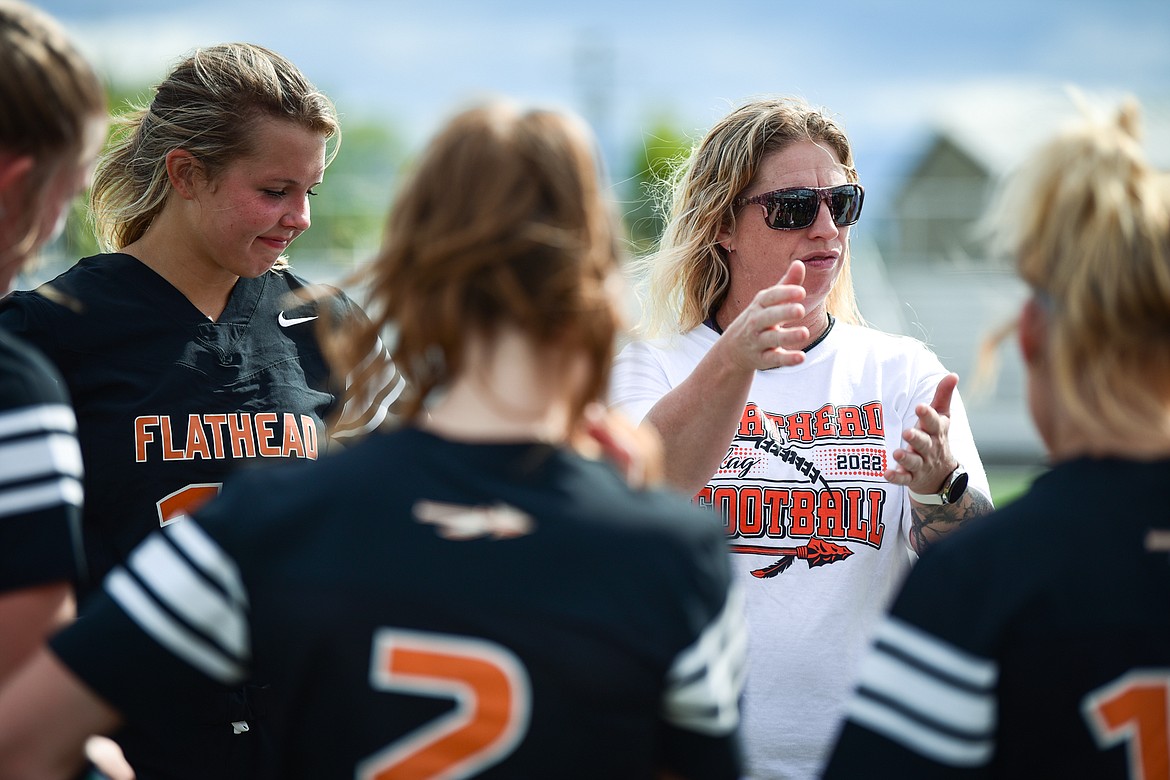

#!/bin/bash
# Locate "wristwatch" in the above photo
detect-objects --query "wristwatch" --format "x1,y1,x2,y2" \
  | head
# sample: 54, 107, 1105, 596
909, 465, 969, 506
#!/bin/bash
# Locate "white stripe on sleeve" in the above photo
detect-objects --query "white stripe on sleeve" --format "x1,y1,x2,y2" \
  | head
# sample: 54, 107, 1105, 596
103, 520, 251, 685
845, 616, 997, 767
0, 403, 76, 439
0, 475, 83, 517
106, 568, 247, 685
663, 584, 747, 736
0, 403, 84, 518
125, 534, 249, 659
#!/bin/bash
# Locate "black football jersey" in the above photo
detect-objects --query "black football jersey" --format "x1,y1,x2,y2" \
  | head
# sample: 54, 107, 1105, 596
0, 253, 403, 592
52, 428, 747, 779
825, 457, 1170, 779
0, 328, 84, 590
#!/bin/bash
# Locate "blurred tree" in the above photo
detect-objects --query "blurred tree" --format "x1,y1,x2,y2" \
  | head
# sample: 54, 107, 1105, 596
622, 117, 692, 256
285, 118, 406, 273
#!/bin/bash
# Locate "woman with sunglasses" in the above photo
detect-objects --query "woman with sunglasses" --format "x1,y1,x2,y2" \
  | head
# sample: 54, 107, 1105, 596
610, 95, 994, 778
826, 96, 1170, 779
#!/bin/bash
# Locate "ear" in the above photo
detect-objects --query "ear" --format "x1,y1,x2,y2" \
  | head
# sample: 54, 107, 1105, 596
164, 149, 204, 200
0, 153, 35, 204
716, 223, 734, 253
1018, 295, 1047, 366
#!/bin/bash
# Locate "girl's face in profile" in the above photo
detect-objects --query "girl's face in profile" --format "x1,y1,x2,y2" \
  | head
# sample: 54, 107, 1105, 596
185, 117, 326, 280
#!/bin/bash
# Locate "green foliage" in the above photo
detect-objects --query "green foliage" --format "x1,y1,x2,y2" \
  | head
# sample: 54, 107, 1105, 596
622, 117, 692, 255
284, 120, 406, 271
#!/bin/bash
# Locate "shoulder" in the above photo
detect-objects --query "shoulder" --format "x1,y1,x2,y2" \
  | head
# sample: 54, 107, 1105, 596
563, 453, 730, 564
833, 321, 935, 356
0, 330, 69, 408
265, 267, 362, 320
889, 471, 1069, 643
616, 327, 715, 364
195, 430, 402, 544
0, 254, 128, 322
822, 322, 948, 376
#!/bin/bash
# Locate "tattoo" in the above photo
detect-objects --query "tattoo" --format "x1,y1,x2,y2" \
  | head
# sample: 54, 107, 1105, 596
910, 487, 995, 553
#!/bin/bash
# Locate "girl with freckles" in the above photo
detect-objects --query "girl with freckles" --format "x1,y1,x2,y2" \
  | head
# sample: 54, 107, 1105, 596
0, 41, 405, 780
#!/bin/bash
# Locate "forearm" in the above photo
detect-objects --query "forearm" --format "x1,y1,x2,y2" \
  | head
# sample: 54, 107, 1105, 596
644, 350, 755, 495
909, 485, 995, 554
0, 583, 73, 684
0, 649, 121, 779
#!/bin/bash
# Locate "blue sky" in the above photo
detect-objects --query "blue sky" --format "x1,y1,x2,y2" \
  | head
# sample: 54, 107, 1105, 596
34, 0, 1170, 205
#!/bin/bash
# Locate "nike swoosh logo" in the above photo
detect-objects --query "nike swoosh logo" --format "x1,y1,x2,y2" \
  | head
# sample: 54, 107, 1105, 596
278, 312, 319, 327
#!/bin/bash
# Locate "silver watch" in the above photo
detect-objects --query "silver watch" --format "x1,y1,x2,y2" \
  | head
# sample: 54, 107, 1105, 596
909, 466, 969, 505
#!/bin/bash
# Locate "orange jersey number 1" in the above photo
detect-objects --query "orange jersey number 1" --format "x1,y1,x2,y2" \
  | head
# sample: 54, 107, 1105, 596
1083, 670, 1170, 780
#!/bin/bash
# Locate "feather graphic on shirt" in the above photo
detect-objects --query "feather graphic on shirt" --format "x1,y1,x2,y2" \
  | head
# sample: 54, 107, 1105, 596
413, 499, 535, 540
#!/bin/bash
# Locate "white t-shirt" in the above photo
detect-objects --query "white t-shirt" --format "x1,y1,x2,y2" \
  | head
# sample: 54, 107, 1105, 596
610, 320, 990, 780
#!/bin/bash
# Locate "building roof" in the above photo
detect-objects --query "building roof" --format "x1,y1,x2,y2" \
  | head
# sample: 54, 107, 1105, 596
928, 83, 1170, 176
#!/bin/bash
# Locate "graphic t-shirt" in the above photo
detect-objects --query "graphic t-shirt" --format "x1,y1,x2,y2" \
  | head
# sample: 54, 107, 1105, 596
611, 321, 989, 779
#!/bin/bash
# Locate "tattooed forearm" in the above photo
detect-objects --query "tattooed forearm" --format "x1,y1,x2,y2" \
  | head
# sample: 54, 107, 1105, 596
910, 487, 995, 553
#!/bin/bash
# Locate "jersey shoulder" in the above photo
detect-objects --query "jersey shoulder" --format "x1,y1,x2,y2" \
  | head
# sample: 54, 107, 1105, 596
0, 329, 70, 408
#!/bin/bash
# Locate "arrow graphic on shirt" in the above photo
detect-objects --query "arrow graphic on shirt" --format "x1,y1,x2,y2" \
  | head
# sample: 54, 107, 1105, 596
729, 537, 854, 579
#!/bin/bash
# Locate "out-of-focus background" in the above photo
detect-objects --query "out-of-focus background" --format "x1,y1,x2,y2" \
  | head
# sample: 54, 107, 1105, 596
23, 0, 1170, 502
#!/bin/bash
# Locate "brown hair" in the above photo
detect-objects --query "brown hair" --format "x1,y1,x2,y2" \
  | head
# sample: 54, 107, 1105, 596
90, 42, 339, 254
636, 96, 863, 336
0, 0, 105, 260
335, 102, 623, 426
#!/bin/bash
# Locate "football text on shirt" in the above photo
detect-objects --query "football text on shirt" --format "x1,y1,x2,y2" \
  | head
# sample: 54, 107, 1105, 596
697, 401, 890, 557
134, 413, 320, 462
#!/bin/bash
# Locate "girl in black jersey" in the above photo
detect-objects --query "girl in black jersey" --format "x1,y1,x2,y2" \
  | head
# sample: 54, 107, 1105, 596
0, 101, 747, 780
827, 96, 1170, 778
0, 41, 404, 780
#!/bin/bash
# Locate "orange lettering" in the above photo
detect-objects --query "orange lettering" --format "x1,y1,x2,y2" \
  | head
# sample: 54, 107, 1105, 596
185, 415, 211, 460
838, 406, 864, 437
862, 401, 884, 436
789, 489, 816, 537
281, 413, 306, 458
255, 412, 279, 457
302, 415, 319, 459
159, 415, 185, 460
814, 404, 838, 437
737, 403, 764, 437
816, 488, 847, 538
228, 413, 256, 458
204, 414, 228, 458
763, 488, 790, 536
135, 416, 158, 463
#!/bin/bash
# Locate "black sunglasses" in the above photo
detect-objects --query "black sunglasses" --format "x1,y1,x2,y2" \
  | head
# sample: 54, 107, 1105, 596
733, 183, 864, 231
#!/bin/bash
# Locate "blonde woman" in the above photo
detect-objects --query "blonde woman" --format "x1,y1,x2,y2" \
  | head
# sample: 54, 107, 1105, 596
0, 101, 746, 780
827, 97, 1170, 778
0, 0, 103, 683
0, 42, 405, 780
610, 96, 995, 778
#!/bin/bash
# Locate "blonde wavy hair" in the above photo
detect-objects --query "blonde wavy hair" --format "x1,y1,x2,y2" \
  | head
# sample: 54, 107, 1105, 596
90, 42, 339, 261
985, 96, 1170, 441
635, 96, 864, 337
332, 102, 623, 426
0, 0, 105, 263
